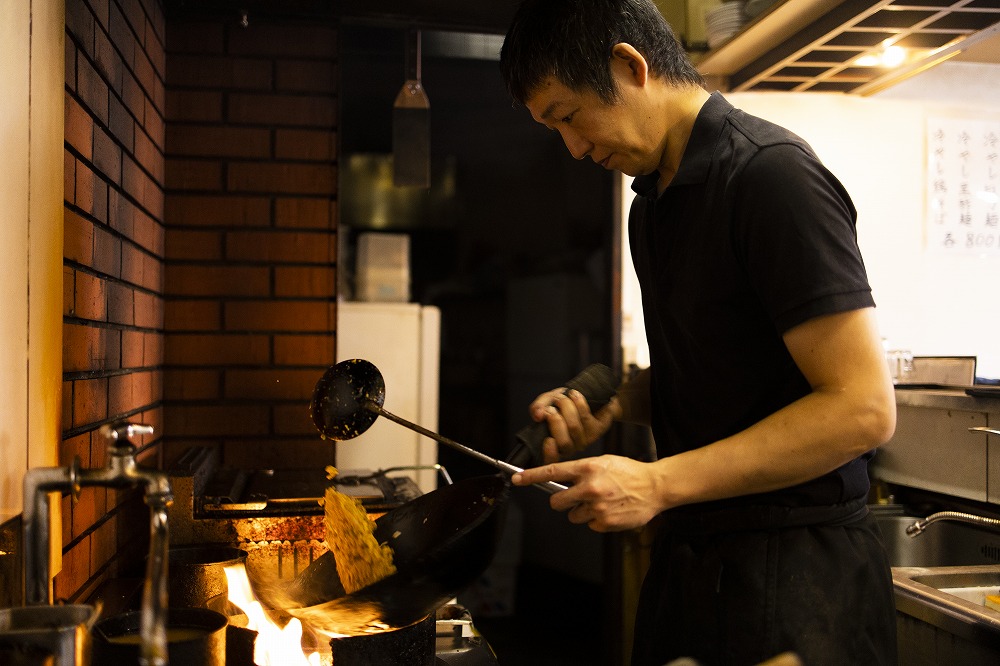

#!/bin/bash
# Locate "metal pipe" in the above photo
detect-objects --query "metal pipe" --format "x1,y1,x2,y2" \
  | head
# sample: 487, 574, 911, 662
906, 510, 1000, 537
22, 422, 172, 666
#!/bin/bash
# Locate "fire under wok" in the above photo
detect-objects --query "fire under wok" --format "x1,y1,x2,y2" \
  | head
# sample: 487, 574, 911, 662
277, 473, 509, 636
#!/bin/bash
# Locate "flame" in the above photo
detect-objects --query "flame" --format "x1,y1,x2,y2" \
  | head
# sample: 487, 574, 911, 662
224, 563, 323, 666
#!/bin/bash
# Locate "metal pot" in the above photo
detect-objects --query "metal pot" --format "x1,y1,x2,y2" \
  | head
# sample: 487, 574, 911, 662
0, 604, 98, 666
168, 545, 247, 610
92, 608, 227, 666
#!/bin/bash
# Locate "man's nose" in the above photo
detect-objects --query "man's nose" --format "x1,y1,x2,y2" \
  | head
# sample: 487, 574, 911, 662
558, 128, 590, 160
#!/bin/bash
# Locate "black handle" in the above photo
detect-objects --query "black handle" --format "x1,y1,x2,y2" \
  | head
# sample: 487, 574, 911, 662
505, 364, 617, 469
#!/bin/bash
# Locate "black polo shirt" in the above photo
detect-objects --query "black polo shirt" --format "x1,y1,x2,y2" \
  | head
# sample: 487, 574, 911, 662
629, 92, 875, 508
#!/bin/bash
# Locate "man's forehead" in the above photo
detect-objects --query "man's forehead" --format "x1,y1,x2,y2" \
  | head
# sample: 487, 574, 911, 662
526, 77, 573, 122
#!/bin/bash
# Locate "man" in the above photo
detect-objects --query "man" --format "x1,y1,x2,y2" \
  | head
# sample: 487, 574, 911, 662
499, 1, 898, 664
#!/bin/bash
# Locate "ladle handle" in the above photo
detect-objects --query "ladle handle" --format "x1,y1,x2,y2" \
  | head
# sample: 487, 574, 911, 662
365, 402, 569, 494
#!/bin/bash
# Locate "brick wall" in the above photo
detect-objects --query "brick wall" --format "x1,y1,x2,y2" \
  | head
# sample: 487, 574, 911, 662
162, 14, 339, 472
60, 0, 166, 602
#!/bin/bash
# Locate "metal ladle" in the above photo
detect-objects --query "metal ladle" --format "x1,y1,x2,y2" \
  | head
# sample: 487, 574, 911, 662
310, 359, 567, 494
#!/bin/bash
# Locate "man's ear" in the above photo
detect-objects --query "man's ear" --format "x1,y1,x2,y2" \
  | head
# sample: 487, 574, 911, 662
611, 42, 648, 87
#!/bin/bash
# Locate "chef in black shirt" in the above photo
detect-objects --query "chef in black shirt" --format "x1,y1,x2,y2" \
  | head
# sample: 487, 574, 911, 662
500, 1, 898, 664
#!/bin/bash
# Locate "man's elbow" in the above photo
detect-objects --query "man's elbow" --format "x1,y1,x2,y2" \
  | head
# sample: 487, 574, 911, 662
860, 388, 897, 451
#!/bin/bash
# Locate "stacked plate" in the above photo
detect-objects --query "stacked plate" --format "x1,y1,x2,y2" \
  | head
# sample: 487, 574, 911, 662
705, 1, 748, 50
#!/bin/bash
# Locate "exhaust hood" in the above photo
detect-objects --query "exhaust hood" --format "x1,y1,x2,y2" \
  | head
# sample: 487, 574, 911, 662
695, 0, 1000, 95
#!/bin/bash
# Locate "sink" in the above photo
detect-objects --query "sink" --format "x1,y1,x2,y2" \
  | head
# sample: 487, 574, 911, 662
874, 514, 1000, 567
909, 570, 1000, 607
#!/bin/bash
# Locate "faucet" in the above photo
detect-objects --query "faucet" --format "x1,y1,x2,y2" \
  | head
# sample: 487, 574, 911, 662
23, 421, 172, 666
906, 510, 1000, 537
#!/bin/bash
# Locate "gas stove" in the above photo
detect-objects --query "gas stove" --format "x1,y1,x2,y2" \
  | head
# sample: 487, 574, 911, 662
164, 446, 498, 665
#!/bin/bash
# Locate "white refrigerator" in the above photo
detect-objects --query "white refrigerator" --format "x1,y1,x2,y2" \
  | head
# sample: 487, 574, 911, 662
335, 302, 441, 493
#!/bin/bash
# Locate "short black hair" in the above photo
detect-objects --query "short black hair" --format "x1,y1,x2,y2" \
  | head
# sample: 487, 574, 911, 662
500, 0, 704, 106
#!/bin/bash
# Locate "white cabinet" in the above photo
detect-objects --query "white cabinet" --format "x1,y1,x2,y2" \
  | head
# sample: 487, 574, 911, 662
335, 302, 440, 493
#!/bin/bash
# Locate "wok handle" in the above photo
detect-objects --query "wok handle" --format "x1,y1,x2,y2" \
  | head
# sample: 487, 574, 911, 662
494, 460, 569, 495
366, 402, 569, 494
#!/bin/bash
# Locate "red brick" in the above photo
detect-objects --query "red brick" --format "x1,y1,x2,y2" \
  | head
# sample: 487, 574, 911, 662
163, 369, 221, 401
72, 270, 107, 321
225, 301, 335, 332
164, 333, 270, 365
134, 127, 163, 184
135, 291, 163, 329
53, 536, 91, 602
226, 230, 334, 263
72, 487, 100, 541
122, 329, 144, 368
65, 95, 93, 160
167, 125, 271, 158
121, 243, 144, 287
73, 377, 108, 428
75, 161, 95, 214
273, 334, 334, 366
62, 381, 73, 433
167, 404, 269, 437
78, 55, 109, 126
133, 49, 157, 101
275, 197, 335, 229
65, 34, 77, 94
165, 195, 270, 227
222, 438, 330, 470
92, 224, 121, 278
275, 128, 335, 161
122, 72, 145, 120
133, 209, 165, 256
93, 127, 122, 183
61, 494, 73, 552
228, 24, 336, 59
144, 18, 166, 78
65, 150, 76, 204
91, 517, 118, 574
144, 331, 164, 366
144, 96, 166, 150
273, 404, 318, 436
166, 54, 272, 90
109, 190, 135, 237
142, 252, 164, 292
164, 299, 221, 331
165, 229, 223, 260
89, 0, 109, 31
65, 0, 95, 57
109, 2, 135, 68
109, 95, 135, 153
107, 282, 134, 325
133, 369, 156, 412
64, 323, 104, 373
227, 93, 336, 128
227, 162, 335, 196
165, 19, 224, 55
60, 432, 90, 469
274, 266, 335, 297
164, 265, 270, 297
165, 89, 223, 122
63, 267, 75, 316
275, 59, 336, 94
95, 26, 123, 93
108, 373, 134, 417
64, 210, 94, 265
164, 157, 222, 191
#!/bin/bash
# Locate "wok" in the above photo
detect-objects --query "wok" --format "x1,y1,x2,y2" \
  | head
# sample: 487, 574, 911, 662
281, 473, 509, 636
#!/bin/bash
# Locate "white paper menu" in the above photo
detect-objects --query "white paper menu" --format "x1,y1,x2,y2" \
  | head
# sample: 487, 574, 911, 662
926, 116, 1000, 255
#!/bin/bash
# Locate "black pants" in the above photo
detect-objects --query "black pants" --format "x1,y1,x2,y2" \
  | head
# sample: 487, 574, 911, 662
631, 504, 897, 666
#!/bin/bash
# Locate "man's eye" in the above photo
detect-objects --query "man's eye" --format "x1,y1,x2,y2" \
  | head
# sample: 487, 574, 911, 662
561, 113, 574, 124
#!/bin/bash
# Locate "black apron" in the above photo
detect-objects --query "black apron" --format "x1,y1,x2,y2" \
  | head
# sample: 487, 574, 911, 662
631, 498, 897, 666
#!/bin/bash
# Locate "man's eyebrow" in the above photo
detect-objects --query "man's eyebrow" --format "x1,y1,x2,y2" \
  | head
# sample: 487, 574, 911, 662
540, 101, 560, 121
